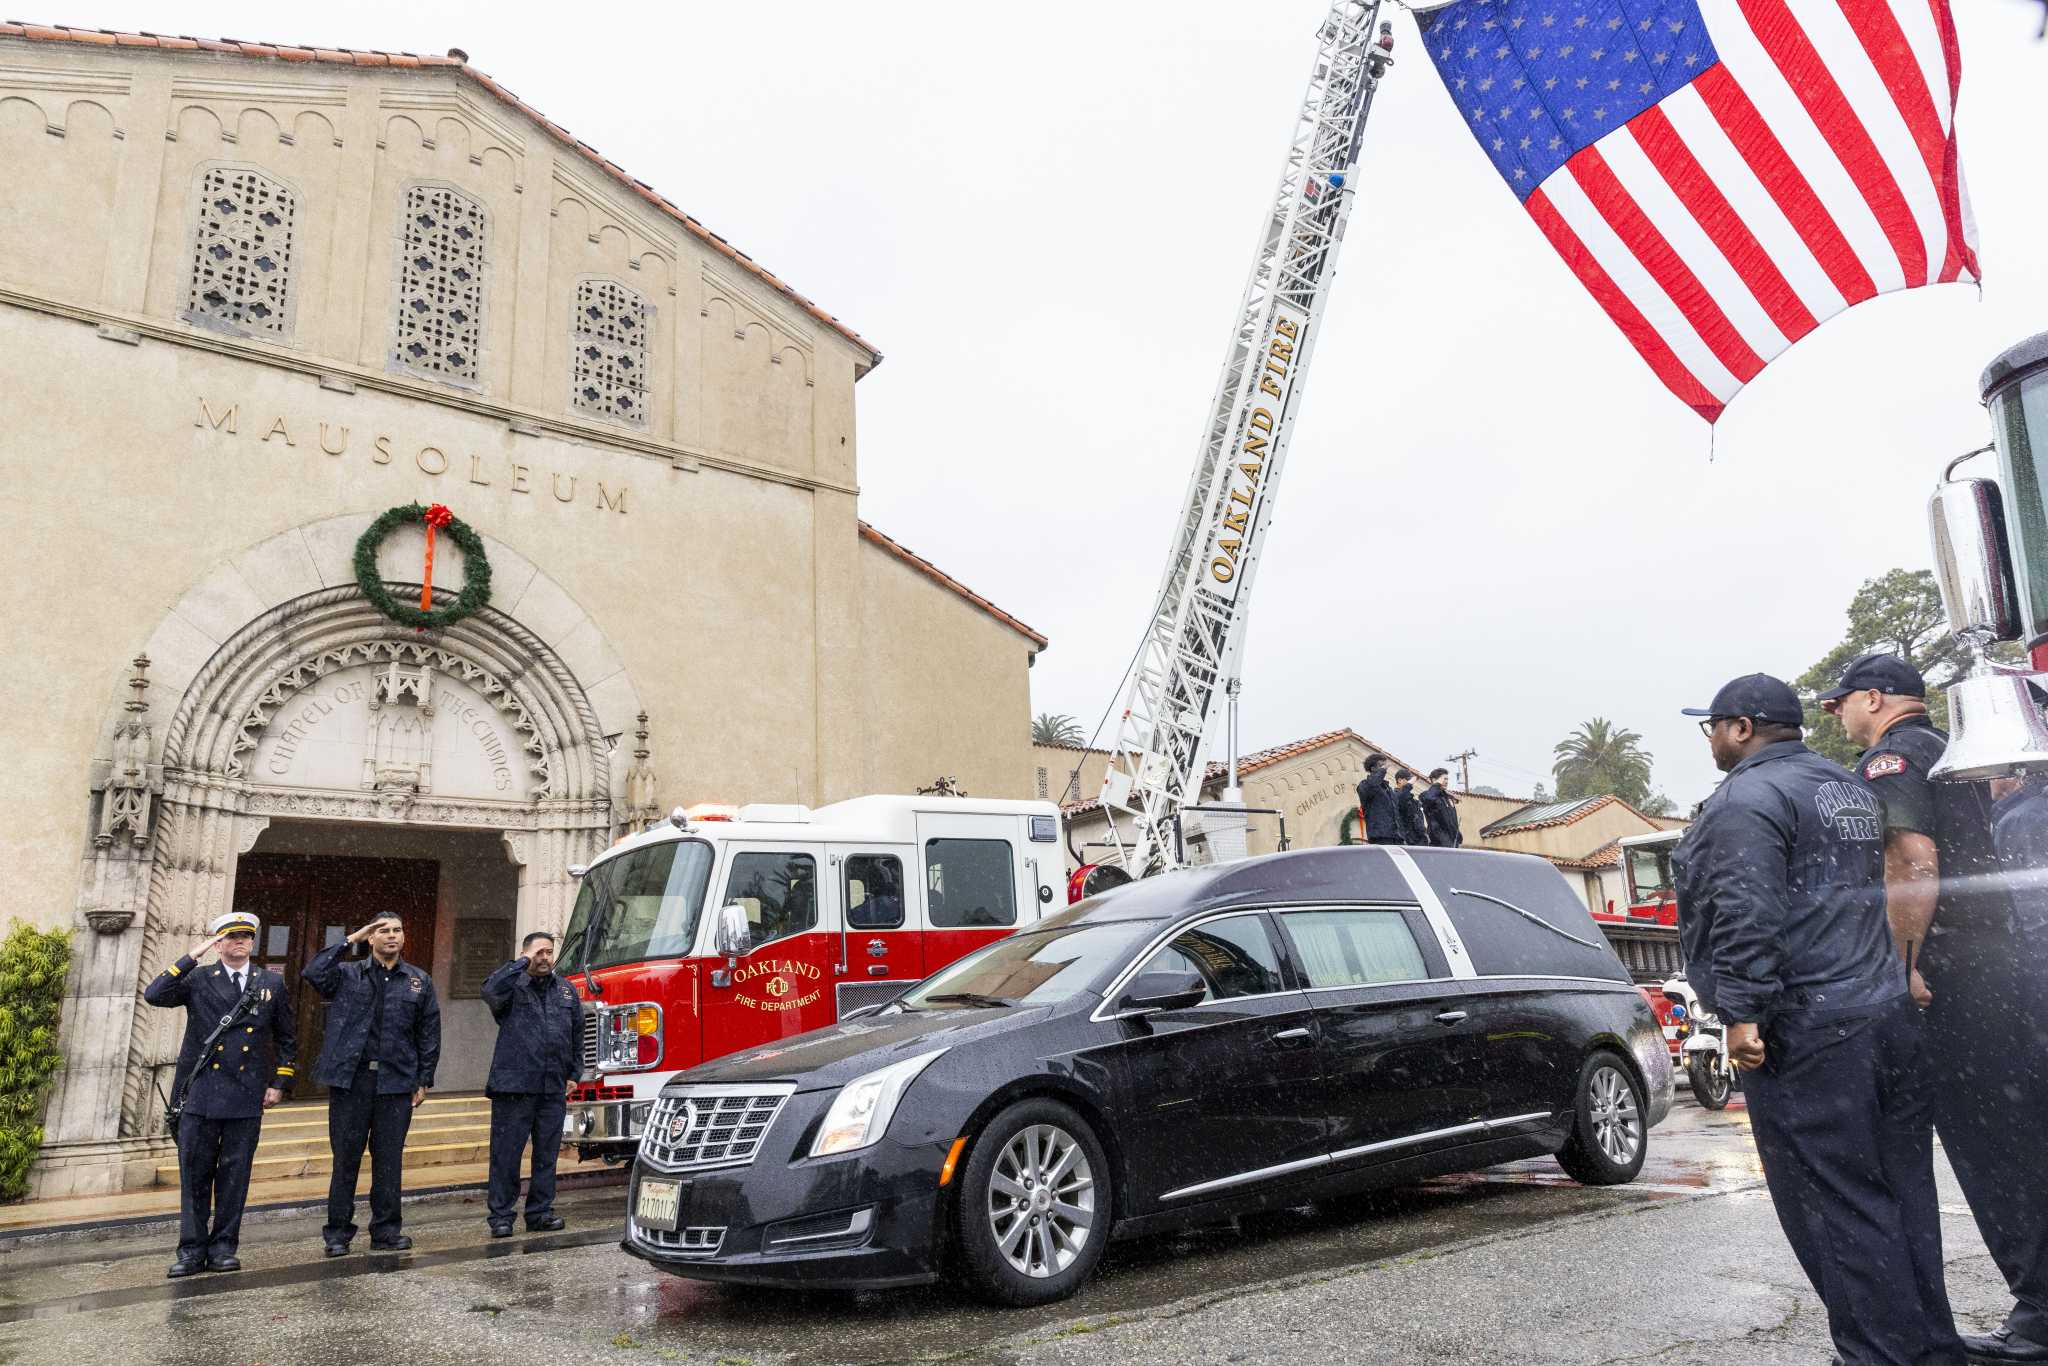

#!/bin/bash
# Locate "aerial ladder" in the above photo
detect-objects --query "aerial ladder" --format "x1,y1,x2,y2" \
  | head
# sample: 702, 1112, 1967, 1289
1094, 0, 1396, 878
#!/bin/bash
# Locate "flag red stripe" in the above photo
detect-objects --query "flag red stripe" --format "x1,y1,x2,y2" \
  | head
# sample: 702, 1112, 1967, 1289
1568, 148, 1765, 383
1692, 65, 1877, 306
1525, 188, 1725, 422
1629, 105, 1817, 343
1737, 0, 1926, 285
1838, 1, 1961, 283
1926, 0, 1978, 280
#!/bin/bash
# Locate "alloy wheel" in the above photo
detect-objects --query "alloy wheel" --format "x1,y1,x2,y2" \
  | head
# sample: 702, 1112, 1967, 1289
1589, 1064, 1643, 1165
986, 1122, 1096, 1278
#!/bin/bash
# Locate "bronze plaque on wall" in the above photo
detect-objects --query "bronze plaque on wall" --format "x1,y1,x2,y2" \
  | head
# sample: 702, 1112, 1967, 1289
451, 917, 513, 999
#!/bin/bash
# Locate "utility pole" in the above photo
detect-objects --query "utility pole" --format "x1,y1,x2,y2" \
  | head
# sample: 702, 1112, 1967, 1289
1446, 749, 1477, 791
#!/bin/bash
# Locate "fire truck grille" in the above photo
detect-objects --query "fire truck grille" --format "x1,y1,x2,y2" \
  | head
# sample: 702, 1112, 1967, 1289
640, 1088, 793, 1171
580, 1004, 598, 1079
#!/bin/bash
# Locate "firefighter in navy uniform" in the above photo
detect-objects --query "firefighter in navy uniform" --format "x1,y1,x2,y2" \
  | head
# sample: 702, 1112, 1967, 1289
1823, 652, 2048, 1363
1420, 767, 1463, 847
1356, 754, 1401, 845
1673, 673, 1963, 1366
480, 931, 584, 1237
142, 909, 296, 1278
304, 913, 441, 1256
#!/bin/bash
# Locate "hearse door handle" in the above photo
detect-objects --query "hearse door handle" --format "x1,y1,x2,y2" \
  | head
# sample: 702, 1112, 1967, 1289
1269, 1027, 1314, 1045
1433, 1010, 1469, 1026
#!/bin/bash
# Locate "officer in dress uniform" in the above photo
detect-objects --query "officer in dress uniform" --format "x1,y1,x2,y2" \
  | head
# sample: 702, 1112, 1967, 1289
1672, 673, 1962, 1366
1824, 653, 2048, 1362
304, 913, 441, 1256
1420, 768, 1463, 847
1356, 754, 1401, 845
142, 909, 296, 1278
480, 931, 584, 1237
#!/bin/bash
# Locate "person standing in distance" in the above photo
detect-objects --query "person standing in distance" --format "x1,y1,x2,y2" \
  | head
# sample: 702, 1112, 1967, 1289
481, 931, 584, 1237
1393, 769, 1429, 845
1672, 673, 1961, 1366
1419, 768, 1463, 847
142, 910, 295, 1278
1356, 754, 1401, 846
1824, 652, 2048, 1362
304, 913, 441, 1256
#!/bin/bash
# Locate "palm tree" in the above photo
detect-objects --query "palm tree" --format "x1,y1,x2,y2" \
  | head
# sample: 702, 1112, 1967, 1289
1032, 713, 1087, 747
1552, 718, 1656, 807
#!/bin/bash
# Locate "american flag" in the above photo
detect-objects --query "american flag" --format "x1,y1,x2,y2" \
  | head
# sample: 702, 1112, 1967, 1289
1420, 0, 1977, 422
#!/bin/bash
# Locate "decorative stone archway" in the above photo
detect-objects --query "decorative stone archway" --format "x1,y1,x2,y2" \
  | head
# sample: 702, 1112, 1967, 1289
43, 514, 656, 1170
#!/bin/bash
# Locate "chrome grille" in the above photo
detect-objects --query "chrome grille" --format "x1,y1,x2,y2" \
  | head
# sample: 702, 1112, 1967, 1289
638, 1224, 725, 1257
580, 1004, 598, 1079
640, 1086, 793, 1171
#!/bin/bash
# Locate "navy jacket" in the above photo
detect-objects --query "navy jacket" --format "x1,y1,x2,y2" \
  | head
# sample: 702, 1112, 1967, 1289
1993, 784, 2048, 933
1856, 714, 2013, 934
1419, 785, 1463, 847
143, 957, 296, 1120
481, 959, 584, 1094
1356, 772, 1400, 842
1671, 740, 1905, 1024
303, 941, 441, 1093
1395, 787, 1429, 845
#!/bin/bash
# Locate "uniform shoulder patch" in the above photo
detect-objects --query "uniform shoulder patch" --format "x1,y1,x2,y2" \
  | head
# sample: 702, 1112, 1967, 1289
1864, 753, 1908, 779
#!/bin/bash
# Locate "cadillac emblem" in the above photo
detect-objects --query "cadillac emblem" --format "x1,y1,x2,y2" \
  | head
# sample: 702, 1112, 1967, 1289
667, 1103, 691, 1143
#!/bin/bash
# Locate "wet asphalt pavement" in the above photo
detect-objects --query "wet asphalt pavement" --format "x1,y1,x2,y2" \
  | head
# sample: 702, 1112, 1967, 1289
0, 1098, 2020, 1364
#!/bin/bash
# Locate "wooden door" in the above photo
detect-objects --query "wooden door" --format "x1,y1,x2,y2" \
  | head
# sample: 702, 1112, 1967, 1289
232, 854, 440, 1099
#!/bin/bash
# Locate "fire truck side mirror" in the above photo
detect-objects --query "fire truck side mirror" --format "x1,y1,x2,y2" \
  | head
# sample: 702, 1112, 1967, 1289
714, 902, 750, 961
1929, 470, 2022, 644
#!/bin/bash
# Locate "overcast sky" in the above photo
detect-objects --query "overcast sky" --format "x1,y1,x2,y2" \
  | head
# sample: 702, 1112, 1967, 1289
60, 0, 2048, 807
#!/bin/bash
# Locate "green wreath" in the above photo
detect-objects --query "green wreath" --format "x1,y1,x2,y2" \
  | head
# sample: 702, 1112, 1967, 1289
353, 502, 492, 630
1337, 807, 1367, 845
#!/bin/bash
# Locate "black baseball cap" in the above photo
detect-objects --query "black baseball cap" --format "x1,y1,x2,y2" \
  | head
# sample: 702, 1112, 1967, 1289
1815, 652, 1926, 703
1681, 673, 1805, 727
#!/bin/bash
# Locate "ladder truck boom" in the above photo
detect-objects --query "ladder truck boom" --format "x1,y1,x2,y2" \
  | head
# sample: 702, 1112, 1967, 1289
1096, 1, 1395, 876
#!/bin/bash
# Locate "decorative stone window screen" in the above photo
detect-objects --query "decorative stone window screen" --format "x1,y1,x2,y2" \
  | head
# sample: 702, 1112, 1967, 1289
392, 184, 488, 384
572, 278, 651, 425
184, 166, 297, 339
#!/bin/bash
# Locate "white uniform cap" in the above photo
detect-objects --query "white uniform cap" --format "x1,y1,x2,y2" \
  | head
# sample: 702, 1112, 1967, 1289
209, 910, 261, 936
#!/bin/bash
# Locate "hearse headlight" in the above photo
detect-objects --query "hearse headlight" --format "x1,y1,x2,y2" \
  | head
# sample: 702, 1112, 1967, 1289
810, 1049, 947, 1158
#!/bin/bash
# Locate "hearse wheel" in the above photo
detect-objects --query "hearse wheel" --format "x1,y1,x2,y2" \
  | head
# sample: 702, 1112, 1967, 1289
956, 1097, 1112, 1306
1555, 1052, 1647, 1186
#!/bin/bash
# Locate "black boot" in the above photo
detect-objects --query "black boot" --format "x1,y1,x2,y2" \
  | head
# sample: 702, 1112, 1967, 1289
1962, 1327, 2048, 1362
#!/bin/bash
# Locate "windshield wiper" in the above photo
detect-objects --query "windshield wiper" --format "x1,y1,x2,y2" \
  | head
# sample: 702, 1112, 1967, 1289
919, 992, 1013, 1009
578, 870, 617, 999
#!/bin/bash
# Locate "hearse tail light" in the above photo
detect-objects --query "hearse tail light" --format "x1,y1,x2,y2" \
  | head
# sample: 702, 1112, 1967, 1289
810, 1049, 947, 1158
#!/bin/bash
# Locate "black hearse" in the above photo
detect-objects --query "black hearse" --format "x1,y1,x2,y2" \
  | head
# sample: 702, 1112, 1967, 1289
620, 845, 1674, 1304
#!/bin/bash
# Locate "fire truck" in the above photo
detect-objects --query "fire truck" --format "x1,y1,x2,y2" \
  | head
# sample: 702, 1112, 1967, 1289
1607, 830, 1687, 1058
562, 795, 1063, 1159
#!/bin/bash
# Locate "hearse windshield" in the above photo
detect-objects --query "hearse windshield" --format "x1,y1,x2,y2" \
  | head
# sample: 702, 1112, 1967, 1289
896, 919, 1162, 1009
558, 838, 715, 973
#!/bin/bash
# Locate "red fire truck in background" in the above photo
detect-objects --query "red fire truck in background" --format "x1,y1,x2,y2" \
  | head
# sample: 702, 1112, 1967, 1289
1607, 830, 1687, 1058
561, 794, 1064, 1160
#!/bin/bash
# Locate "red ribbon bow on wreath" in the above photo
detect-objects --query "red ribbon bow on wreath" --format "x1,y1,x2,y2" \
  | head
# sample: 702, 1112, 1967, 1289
419, 503, 454, 613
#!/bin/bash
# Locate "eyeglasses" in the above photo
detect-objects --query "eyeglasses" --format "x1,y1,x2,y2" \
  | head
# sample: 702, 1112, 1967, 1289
1697, 716, 1750, 737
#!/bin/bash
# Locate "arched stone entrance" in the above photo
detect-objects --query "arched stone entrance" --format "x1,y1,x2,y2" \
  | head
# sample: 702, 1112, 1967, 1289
45, 514, 653, 1172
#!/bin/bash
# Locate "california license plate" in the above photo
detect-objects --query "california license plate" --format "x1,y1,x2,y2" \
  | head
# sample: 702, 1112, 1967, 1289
635, 1178, 683, 1233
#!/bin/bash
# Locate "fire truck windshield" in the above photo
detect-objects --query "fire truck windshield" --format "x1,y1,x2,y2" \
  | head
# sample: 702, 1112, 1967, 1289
558, 837, 715, 973
1626, 843, 1675, 905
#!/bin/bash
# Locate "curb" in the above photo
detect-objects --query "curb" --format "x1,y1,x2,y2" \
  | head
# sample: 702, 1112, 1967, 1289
0, 1165, 627, 1250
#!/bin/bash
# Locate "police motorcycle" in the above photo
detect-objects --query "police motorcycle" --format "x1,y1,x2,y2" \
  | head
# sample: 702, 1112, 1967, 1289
1661, 973, 1736, 1110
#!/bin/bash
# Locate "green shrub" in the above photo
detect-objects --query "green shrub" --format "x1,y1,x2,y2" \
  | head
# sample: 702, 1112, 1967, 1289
0, 921, 71, 1201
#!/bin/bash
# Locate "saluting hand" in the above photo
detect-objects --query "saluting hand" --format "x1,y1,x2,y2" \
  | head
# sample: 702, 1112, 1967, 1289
345, 920, 386, 944
186, 933, 229, 962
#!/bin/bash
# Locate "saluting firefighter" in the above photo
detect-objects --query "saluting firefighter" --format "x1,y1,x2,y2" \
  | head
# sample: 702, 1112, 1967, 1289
1673, 674, 1963, 1366
1823, 653, 2048, 1363
142, 909, 296, 1279
481, 931, 584, 1237
304, 914, 441, 1256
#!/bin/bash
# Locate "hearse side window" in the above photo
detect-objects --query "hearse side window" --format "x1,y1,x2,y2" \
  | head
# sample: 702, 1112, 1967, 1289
724, 852, 818, 952
1138, 915, 1285, 1002
925, 839, 1016, 928
1279, 909, 1431, 988
845, 854, 905, 930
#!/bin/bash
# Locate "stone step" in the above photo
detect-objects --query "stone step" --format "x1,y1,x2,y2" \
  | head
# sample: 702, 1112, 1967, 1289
153, 1141, 609, 1189
255, 1104, 495, 1139
252, 1121, 499, 1162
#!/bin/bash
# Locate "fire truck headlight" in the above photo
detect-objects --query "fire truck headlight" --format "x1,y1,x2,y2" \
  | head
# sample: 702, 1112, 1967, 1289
810, 1049, 947, 1158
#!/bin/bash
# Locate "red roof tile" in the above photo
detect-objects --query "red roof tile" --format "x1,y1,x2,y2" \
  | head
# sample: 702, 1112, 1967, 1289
0, 23, 881, 369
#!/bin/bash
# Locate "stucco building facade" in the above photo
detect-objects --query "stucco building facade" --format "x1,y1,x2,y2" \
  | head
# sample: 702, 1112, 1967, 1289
1, 26, 1046, 1195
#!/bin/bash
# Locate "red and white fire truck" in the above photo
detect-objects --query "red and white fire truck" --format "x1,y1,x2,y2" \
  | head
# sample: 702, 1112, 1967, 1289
561, 794, 1064, 1159
1608, 829, 1687, 1057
